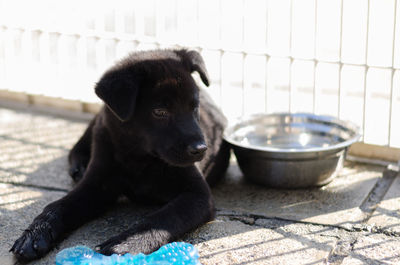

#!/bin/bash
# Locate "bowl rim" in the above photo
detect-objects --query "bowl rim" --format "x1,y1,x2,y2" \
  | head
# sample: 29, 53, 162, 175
223, 112, 362, 154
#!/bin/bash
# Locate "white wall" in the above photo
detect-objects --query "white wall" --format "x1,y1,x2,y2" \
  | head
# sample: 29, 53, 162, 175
0, 0, 399, 147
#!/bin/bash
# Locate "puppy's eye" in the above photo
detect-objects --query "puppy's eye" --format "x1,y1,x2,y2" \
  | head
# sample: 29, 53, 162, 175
152, 108, 170, 119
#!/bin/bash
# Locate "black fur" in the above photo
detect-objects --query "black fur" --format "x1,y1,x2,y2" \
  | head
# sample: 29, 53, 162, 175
10, 49, 230, 262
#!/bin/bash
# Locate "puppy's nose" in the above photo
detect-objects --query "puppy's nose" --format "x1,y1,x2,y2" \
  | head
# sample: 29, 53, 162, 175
187, 143, 207, 157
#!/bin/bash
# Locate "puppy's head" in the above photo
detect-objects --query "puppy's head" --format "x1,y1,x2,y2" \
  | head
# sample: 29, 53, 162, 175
95, 49, 210, 167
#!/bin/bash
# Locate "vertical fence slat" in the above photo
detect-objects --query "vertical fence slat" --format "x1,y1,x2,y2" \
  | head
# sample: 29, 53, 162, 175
338, 0, 344, 118
362, 0, 371, 142
241, 0, 246, 117
312, 0, 318, 114
264, 0, 269, 113
288, 0, 294, 113
388, 0, 398, 146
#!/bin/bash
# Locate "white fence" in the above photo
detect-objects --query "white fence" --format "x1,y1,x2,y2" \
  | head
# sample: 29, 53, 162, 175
0, 0, 399, 148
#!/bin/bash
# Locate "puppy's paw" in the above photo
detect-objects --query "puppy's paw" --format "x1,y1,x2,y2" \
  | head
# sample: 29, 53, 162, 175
10, 222, 55, 262
96, 231, 163, 256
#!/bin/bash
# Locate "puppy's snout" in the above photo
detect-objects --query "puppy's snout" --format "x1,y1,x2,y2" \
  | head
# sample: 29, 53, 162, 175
187, 142, 207, 157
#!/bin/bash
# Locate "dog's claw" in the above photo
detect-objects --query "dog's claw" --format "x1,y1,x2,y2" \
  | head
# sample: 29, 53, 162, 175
11, 234, 35, 261
96, 241, 115, 255
10, 221, 56, 262
96, 237, 128, 256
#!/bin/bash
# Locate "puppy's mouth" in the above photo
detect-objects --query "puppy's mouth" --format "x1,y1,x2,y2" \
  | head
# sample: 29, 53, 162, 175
153, 148, 205, 167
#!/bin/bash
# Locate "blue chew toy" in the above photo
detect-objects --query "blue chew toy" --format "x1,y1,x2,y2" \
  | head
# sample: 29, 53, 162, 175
55, 242, 201, 265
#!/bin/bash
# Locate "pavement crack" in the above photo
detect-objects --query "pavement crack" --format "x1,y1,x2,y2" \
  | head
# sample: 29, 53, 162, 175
326, 237, 357, 265
216, 208, 400, 238
352, 223, 400, 237
359, 167, 398, 222
226, 215, 256, 225
0, 180, 69, 193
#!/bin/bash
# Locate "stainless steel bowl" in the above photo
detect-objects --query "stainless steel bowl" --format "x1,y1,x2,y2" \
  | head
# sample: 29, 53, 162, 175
224, 113, 361, 188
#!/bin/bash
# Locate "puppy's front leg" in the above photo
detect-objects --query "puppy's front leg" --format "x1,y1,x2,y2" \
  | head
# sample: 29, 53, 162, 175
10, 136, 120, 262
97, 167, 214, 255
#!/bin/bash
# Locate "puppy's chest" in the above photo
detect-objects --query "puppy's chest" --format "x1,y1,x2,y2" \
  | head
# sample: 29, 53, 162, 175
119, 162, 182, 204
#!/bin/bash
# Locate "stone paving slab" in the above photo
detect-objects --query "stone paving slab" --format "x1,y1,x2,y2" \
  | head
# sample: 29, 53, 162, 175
368, 175, 400, 234
3, 179, 399, 265
0, 182, 155, 265
0, 183, 67, 264
0, 182, 336, 265
213, 161, 383, 229
185, 218, 336, 265
0, 108, 86, 190
342, 233, 400, 264
1, 106, 399, 265
0, 181, 337, 265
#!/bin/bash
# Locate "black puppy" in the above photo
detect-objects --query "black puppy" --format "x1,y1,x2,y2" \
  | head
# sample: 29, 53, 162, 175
10, 49, 230, 261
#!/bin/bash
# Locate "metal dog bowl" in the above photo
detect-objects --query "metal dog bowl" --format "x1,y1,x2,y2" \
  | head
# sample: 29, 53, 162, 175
224, 113, 361, 188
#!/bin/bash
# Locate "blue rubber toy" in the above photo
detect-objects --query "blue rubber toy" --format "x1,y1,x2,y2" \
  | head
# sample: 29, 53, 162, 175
55, 242, 201, 265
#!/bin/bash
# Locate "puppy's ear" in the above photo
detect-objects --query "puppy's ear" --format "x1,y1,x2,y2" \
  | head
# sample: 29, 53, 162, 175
176, 50, 210, 87
95, 69, 138, 121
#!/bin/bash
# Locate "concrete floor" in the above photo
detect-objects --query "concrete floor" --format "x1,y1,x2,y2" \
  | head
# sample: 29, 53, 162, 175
0, 105, 399, 265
